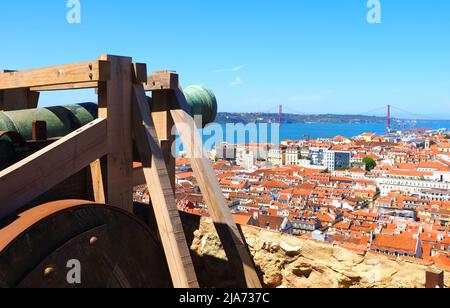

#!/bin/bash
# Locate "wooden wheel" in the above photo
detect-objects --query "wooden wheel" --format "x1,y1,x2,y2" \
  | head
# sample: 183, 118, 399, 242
0, 200, 172, 288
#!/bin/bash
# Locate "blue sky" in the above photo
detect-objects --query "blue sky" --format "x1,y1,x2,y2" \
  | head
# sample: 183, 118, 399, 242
0, 0, 449, 118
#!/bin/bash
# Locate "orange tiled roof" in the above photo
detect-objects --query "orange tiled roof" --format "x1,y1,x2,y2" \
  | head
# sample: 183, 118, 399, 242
233, 213, 253, 226
371, 235, 417, 255
176, 172, 194, 179
176, 158, 191, 165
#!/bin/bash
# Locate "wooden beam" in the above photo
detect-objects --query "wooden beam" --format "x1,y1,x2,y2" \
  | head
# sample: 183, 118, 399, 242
90, 159, 106, 204
133, 63, 148, 84
132, 84, 199, 288
32, 121, 47, 141
27, 90, 40, 108
144, 71, 179, 91
171, 89, 262, 288
0, 88, 29, 110
152, 90, 176, 193
30, 82, 98, 92
98, 55, 134, 212
0, 61, 110, 90
0, 70, 40, 110
0, 118, 107, 218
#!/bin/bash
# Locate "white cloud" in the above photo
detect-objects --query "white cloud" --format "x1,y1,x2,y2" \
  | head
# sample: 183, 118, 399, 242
214, 65, 245, 73
230, 76, 244, 87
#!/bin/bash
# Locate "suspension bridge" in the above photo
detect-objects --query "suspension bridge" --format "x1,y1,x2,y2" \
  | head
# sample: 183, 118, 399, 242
258, 104, 448, 134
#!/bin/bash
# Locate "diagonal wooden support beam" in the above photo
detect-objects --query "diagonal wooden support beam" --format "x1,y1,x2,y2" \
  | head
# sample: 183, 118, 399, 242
90, 159, 106, 204
0, 118, 108, 218
171, 88, 262, 288
132, 84, 199, 288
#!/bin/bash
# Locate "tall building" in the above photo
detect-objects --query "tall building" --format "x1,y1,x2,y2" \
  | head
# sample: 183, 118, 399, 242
267, 146, 286, 166
237, 151, 256, 171
323, 150, 351, 171
308, 147, 326, 166
215, 143, 236, 160
285, 146, 301, 165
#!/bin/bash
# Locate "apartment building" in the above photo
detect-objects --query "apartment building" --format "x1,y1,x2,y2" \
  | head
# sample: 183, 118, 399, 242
267, 146, 286, 167
236, 151, 256, 171
308, 147, 326, 166
285, 146, 301, 165
377, 170, 450, 197
323, 150, 351, 171
215, 143, 237, 160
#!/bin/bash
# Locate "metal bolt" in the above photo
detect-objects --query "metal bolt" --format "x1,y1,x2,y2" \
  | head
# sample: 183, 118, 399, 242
43, 266, 55, 279
90, 236, 98, 246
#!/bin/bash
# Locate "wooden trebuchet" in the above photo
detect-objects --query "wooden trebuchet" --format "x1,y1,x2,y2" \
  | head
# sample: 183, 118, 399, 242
0, 56, 261, 289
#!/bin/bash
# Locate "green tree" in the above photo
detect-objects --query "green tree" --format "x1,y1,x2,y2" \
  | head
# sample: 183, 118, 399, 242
362, 157, 377, 171
337, 166, 350, 171
321, 168, 330, 174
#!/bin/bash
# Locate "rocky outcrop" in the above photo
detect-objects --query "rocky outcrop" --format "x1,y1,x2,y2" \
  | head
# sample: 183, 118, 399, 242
191, 217, 449, 288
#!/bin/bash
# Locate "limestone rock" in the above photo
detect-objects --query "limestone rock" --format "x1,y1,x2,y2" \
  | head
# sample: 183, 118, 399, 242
190, 219, 450, 288
280, 240, 301, 256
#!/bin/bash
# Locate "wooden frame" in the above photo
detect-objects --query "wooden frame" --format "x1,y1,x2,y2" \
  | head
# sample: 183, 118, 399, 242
143, 70, 262, 288
0, 119, 107, 218
0, 56, 261, 289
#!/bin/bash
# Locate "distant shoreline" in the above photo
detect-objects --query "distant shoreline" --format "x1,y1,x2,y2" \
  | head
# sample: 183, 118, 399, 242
215, 112, 450, 124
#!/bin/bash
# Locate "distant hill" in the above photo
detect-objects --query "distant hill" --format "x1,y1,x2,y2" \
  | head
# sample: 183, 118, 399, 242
215, 112, 387, 124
